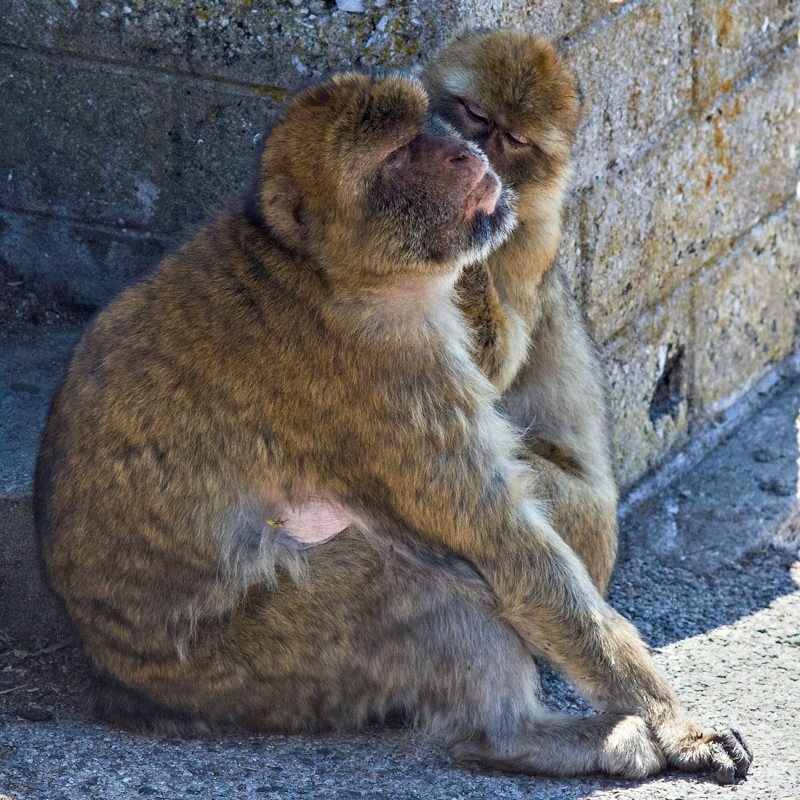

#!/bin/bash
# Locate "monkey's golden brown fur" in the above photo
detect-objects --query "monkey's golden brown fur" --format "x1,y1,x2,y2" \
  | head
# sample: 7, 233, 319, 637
36, 73, 750, 783
424, 30, 618, 593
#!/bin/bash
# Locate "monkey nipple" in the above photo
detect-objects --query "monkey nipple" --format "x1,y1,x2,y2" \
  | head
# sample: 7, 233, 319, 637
268, 499, 356, 546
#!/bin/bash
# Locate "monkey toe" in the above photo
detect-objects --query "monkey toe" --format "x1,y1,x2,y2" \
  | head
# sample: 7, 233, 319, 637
721, 729, 753, 778
706, 728, 753, 783
664, 724, 753, 783
709, 742, 736, 785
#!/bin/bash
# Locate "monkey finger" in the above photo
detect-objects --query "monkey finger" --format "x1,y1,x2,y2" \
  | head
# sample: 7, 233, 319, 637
710, 742, 736, 785
731, 727, 754, 763
720, 730, 752, 777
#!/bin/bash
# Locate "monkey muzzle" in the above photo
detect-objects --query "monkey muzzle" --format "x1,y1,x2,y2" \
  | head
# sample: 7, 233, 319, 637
467, 170, 502, 217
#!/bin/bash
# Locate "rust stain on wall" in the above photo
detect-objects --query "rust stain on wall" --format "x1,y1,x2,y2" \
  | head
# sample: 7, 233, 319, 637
717, 5, 735, 47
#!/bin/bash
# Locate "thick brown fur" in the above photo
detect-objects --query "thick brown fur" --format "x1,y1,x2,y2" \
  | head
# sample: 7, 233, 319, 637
35, 73, 750, 783
423, 30, 618, 593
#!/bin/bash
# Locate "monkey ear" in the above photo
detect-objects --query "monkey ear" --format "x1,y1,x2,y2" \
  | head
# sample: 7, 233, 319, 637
260, 177, 307, 253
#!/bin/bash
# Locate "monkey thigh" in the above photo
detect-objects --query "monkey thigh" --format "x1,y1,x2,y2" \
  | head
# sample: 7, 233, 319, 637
96, 531, 665, 777
98, 528, 540, 734
233, 531, 547, 733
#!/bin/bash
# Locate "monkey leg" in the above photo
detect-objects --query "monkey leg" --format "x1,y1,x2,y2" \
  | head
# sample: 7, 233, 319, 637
501, 266, 619, 594
91, 531, 664, 778
93, 531, 540, 733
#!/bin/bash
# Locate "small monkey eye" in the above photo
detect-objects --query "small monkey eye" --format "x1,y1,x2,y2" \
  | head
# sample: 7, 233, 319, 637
384, 144, 410, 167
461, 100, 490, 124
506, 130, 532, 147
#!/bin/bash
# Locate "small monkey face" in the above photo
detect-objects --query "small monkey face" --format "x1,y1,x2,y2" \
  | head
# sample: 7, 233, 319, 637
422, 29, 581, 189
258, 73, 515, 276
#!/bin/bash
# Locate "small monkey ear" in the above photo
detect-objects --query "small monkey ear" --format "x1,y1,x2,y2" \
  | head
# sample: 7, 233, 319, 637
260, 177, 306, 253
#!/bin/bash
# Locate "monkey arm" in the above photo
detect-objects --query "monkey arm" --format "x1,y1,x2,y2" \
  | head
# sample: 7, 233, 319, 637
338, 316, 745, 783
456, 181, 567, 392
363, 432, 747, 782
369, 443, 666, 717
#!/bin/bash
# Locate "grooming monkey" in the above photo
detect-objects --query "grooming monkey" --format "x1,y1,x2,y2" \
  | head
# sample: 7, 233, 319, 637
423, 30, 618, 593
36, 74, 750, 782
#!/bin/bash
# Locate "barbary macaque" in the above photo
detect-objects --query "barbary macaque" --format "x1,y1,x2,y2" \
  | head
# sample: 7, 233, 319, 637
424, 30, 618, 593
36, 73, 750, 782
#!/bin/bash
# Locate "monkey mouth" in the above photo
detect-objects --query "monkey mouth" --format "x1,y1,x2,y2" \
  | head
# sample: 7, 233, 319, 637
453, 184, 517, 271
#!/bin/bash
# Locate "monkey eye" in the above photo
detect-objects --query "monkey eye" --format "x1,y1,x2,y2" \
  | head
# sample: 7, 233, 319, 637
383, 143, 410, 168
506, 130, 532, 147
462, 100, 490, 125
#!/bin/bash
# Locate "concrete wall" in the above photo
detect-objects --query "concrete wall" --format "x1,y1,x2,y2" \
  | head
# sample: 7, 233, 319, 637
1, 0, 798, 488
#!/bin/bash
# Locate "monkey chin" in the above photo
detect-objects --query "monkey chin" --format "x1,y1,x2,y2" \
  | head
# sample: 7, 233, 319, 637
454, 183, 517, 271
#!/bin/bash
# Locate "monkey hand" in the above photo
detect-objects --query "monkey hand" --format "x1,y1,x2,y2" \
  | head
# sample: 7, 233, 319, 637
654, 717, 753, 784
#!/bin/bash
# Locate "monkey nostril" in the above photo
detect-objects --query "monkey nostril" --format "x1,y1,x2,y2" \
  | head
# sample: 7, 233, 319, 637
445, 142, 475, 164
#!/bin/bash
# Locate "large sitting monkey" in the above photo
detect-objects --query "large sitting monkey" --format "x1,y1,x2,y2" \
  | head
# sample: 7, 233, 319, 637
36, 73, 750, 783
424, 30, 618, 593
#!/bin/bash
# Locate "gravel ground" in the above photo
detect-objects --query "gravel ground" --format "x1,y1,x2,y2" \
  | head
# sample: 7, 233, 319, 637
1, 380, 798, 800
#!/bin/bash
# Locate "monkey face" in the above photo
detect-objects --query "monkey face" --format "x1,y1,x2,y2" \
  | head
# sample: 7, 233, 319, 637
422, 30, 581, 190
257, 73, 516, 278
367, 114, 517, 271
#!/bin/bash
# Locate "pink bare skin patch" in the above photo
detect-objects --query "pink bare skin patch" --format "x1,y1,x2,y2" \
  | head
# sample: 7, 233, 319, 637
267, 500, 356, 545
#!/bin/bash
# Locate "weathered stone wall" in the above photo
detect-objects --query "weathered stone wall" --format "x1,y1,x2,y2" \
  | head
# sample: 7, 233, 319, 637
1, 0, 798, 488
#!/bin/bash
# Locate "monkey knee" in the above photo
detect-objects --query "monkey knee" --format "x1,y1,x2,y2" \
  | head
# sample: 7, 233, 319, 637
592, 506, 619, 595
553, 492, 618, 595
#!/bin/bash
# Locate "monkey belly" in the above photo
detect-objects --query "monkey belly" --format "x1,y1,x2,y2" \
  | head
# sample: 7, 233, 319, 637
268, 500, 355, 545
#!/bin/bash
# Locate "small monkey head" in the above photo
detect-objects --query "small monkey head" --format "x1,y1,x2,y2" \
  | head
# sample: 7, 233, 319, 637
422, 29, 581, 189
255, 73, 516, 280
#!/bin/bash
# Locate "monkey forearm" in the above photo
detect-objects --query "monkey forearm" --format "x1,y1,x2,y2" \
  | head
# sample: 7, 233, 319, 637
486, 200, 564, 327
382, 474, 678, 727
456, 214, 562, 393
461, 510, 679, 726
